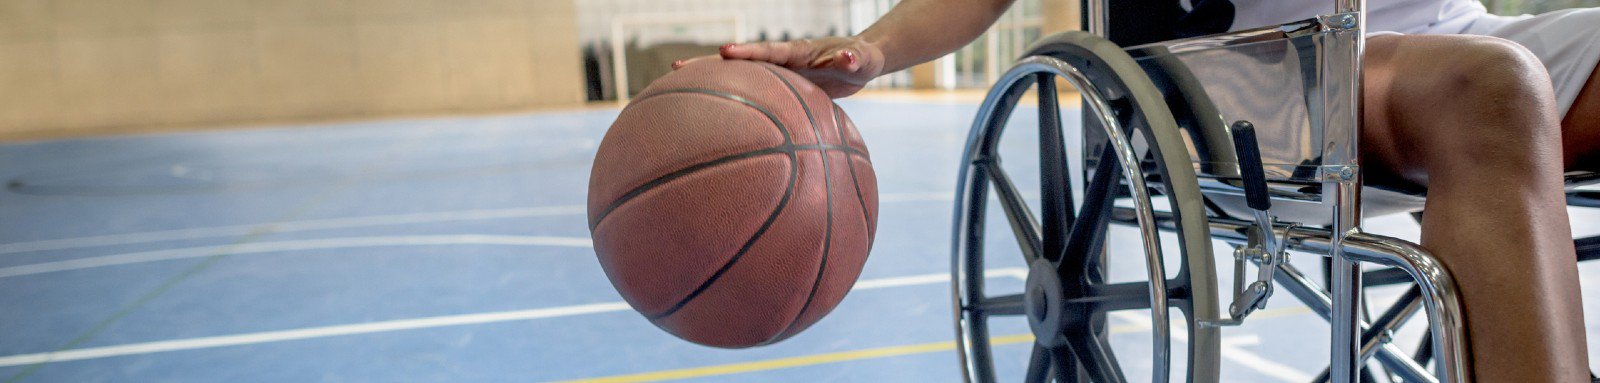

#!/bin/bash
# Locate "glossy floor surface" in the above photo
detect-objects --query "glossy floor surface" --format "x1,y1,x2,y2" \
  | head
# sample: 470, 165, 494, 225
1, 98, 1596, 382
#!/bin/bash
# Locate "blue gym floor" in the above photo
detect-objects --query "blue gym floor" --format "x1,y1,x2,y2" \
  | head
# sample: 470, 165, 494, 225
1, 98, 1596, 382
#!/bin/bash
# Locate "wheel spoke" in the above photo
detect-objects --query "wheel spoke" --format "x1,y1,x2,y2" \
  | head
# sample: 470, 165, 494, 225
1072, 281, 1157, 310
1057, 145, 1119, 273
1069, 327, 1129, 383
1050, 346, 1082, 383
985, 160, 1044, 262
975, 293, 1026, 316
1412, 329, 1434, 368
1038, 73, 1075, 267
1023, 344, 1052, 383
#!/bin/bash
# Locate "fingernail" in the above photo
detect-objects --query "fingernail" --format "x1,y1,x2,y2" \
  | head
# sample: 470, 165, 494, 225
672, 60, 685, 68
842, 51, 857, 64
720, 43, 737, 52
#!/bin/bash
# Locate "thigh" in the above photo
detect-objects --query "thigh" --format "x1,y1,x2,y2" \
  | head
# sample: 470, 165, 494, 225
1359, 34, 1564, 189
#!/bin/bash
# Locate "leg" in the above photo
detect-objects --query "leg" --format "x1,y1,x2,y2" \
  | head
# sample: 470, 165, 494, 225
1563, 62, 1600, 170
1360, 34, 1590, 382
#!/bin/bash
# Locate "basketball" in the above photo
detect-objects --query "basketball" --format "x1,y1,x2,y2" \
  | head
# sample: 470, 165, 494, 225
586, 59, 878, 348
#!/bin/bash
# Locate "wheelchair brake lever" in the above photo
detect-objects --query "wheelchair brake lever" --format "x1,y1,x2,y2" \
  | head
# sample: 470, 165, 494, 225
1230, 121, 1271, 213
1201, 121, 1291, 328
1229, 120, 1282, 266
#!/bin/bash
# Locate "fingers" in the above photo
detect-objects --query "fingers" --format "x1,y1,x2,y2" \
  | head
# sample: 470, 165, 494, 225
670, 55, 719, 70
673, 41, 814, 70
718, 43, 749, 59
679, 39, 868, 80
721, 41, 807, 67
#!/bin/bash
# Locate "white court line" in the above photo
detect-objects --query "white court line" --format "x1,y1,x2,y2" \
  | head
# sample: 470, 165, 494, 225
0, 235, 593, 279
0, 192, 966, 256
0, 302, 631, 368
1219, 334, 1315, 382
1110, 311, 1315, 382
0, 268, 1026, 368
0, 206, 588, 255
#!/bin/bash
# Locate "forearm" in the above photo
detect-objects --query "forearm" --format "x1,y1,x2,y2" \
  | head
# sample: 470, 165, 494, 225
858, 0, 1018, 73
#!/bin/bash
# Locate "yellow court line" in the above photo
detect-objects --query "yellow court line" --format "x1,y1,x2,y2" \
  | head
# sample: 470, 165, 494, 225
550, 306, 1318, 383
547, 334, 1027, 383
551, 327, 1143, 383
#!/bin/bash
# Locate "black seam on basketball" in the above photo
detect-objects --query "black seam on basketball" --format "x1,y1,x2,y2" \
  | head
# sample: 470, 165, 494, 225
817, 145, 867, 157
832, 104, 874, 241
641, 75, 812, 320
590, 148, 786, 230
630, 88, 794, 145
645, 149, 798, 320
589, 144, 856, 230
590, 88, 798, 230
760, 67, 833, 344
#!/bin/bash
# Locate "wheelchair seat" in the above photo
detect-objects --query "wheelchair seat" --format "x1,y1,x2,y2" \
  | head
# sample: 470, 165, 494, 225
1359, 170, 1600, 218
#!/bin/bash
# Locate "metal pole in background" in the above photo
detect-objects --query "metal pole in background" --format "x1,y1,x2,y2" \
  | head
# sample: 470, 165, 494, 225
1085, 0, 1105, 37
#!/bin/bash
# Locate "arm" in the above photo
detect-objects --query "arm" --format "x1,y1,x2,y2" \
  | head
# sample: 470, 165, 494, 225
674, 0, 1017, 98
856, 0, 1018, 74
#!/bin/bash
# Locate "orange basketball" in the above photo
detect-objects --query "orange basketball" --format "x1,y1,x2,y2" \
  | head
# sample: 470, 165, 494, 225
586, 59, 877, 348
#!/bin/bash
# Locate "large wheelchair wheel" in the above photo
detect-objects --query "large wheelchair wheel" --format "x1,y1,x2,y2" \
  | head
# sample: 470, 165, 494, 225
952, 32, 1221, 382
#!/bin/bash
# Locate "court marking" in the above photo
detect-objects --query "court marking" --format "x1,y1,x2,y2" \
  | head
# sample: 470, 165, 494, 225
1111, 309, 1316, 382
0, 192, 960, 256
545, 333, 1047, 383
0, 235, 594, 279
1220, 335, 1314, 382
0, 206, 587, 255
0, 302, 632, 368
0, 268, 1026, 368
549, 308, 1313, 383
4, 129, 450, 383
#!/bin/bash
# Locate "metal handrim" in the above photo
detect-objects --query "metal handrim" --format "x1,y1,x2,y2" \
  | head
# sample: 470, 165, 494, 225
952, 37, 1219, 383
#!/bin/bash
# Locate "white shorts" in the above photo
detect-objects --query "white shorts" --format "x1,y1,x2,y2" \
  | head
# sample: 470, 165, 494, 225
1434, 8, 1600, 117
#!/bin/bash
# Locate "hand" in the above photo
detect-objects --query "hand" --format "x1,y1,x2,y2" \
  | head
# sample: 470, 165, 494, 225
672, 37, 886, 99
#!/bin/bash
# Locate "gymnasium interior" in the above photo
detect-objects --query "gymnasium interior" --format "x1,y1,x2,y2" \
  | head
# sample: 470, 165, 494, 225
1, 0, 1597, 382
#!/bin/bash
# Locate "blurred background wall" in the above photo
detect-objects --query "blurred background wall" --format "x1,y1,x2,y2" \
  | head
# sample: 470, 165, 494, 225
0, 0, 584, 139
0, 0, 1590, 140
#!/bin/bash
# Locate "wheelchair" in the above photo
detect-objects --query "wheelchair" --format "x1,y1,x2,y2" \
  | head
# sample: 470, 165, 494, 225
948, 0, 1600, 382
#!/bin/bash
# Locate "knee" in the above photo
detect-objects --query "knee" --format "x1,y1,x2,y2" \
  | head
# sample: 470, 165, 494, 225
1395, 38, 1551, 109
1388, 37, 1560, 148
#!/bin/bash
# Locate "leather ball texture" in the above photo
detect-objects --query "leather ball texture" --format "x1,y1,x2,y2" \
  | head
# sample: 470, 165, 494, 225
586, 59, 878, 348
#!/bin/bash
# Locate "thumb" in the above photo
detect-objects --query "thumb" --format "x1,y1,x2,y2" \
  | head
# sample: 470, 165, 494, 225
829, 49, 862, 73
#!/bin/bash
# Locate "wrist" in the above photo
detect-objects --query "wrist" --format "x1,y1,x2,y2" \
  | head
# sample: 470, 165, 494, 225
854, 33, 899, 73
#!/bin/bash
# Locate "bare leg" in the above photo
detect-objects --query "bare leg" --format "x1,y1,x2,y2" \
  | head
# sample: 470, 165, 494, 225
1564, 62, 1600, 170
1360, 35, 1590, 382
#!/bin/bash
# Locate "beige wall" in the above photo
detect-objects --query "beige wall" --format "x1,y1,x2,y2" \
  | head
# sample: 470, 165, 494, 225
0, 0, 584, 139
1041, 0, 1082, 35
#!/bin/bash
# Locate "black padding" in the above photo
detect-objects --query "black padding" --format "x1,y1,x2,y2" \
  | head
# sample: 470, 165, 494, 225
1579, 235, 1599, 263
1177, 0, 1236, 38
1086, 0, 1236, 47
1094, 0, 1187, 46
1571, 190, 1600, 208
1229, 121, 1270, 211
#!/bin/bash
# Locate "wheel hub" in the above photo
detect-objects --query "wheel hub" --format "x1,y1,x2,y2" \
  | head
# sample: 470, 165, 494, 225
1024, 259, 1068, 348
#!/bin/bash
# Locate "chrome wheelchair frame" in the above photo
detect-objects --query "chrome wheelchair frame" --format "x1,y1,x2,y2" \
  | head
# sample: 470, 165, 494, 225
949, 0, 1600, 382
